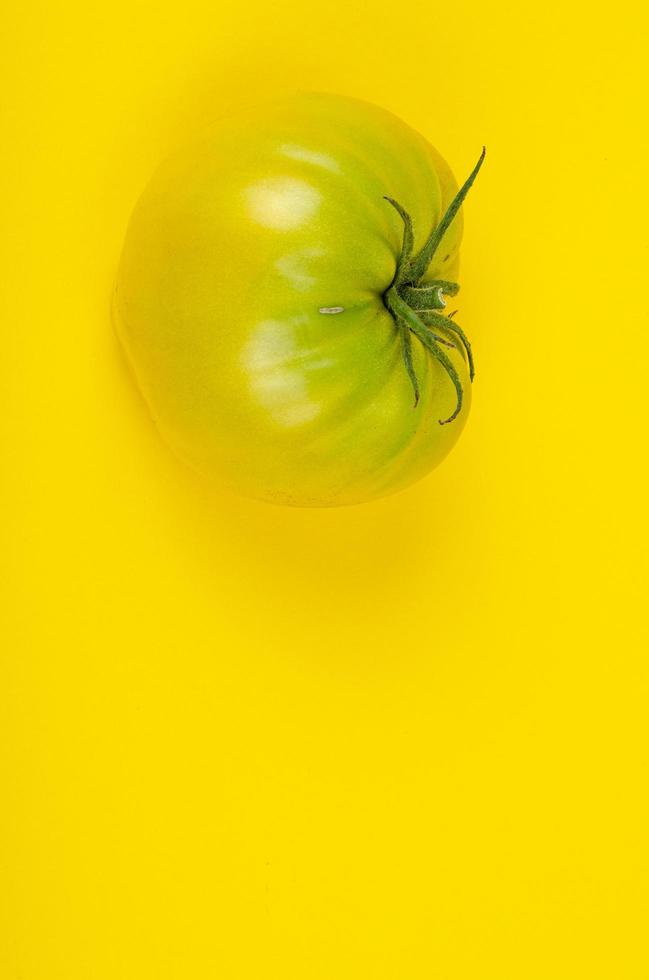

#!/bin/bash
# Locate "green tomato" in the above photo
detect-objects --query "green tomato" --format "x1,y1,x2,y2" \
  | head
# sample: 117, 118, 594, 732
114, 93, 484, 507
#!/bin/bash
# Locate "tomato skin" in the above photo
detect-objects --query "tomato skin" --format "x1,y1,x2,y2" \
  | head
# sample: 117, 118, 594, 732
114, 93, 472, 506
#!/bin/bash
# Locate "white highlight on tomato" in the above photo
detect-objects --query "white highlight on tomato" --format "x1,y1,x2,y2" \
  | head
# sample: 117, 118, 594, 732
243, 177, 321, 231
240, 318, 322, 428
278, 143, 341, 173
274, 246, 326, 292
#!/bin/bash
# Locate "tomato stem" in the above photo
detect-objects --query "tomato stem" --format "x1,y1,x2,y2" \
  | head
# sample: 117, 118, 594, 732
401, 283, 454, 310
382, 148, 484, 423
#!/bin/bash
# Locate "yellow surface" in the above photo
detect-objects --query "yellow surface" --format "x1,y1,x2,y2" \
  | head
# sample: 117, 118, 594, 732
2, 1, 648, 977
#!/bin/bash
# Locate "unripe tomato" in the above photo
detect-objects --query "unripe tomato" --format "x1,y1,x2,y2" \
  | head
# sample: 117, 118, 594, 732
115, 93, 484, 506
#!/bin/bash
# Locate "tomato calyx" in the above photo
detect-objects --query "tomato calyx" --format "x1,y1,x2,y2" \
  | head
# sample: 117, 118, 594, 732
382, 147, 485, 424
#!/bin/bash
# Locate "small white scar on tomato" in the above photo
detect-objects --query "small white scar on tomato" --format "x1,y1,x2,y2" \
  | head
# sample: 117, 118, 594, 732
318, 306, 344, 314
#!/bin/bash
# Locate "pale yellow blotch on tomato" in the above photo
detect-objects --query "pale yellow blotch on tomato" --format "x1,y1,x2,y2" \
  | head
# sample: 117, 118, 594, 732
278, 143, 341, 173
240, 319, 323, 428
243, 177, 321, 231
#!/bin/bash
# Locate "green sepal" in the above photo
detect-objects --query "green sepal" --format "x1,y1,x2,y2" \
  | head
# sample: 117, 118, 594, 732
407, 147, 486, 284
419, 310, 475, 382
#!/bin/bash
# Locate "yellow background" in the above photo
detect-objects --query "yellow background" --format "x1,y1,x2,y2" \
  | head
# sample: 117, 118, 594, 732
2, 0, 648, 976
